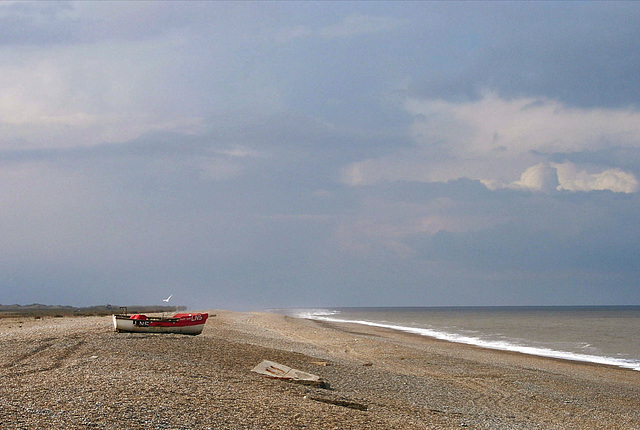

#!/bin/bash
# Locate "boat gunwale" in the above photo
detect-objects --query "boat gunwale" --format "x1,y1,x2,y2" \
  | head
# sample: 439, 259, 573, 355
113, 314, 180, 323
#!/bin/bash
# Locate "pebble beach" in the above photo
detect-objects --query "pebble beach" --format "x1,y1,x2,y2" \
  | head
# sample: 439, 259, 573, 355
1, 310, 639, 429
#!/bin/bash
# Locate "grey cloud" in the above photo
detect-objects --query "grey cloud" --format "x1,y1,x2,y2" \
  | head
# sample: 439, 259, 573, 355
546, 147, 640, 175
409, 190, 640, 273
0, 2, 77, 46
408, 3, 640, 109
0, 2, 212, 46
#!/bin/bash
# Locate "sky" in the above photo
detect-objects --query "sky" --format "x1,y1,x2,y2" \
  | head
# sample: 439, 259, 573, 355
1, 1, 639, 310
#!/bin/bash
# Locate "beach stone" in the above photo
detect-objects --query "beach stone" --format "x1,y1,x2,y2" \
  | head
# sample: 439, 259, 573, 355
0, 312, 638, 429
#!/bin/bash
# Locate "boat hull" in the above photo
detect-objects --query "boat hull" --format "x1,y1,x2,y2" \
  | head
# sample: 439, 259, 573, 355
113, 313, 208, 335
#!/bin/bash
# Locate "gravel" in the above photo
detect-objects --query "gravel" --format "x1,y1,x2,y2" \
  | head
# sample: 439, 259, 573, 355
0, 311, 638, 429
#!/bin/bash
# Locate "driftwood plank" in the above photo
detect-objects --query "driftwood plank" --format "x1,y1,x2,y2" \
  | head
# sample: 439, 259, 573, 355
251, 360, 328, 388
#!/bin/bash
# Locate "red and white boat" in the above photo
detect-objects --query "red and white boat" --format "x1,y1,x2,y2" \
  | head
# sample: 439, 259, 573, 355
113, 312, 209, 335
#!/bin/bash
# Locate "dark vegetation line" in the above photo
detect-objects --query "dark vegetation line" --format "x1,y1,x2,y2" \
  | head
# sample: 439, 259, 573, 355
0, 304, 187, 318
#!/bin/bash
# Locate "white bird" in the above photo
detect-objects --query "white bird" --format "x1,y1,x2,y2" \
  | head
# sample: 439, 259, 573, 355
162, 294, 173, 302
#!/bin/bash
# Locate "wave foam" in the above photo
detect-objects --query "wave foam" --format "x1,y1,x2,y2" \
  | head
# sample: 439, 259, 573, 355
291, 309, 341, 319
308, 314, 640, 372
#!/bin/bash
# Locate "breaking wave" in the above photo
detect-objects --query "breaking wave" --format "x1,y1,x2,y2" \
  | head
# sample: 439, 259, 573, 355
297, 309, 640, 372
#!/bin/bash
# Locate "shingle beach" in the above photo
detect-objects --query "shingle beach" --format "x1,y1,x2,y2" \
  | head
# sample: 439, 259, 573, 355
1, 311, 638, 429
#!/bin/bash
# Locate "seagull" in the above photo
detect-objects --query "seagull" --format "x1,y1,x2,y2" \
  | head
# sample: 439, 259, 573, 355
162, 294, 173, 303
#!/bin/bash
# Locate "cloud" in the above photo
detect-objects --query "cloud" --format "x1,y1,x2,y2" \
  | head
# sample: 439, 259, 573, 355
277, 13, 403, 43
554, 162, 639, 193
1, 3, 639, 307
406, 3, 640, 109
0, 59, 88, 126
0, 3, 295, 151
342, 92, 640, 193
507, 162, 639, 193
319, 14, 403, 39
0, 1, 77, 46
509, 163, 559, 193
406, 91, 640, 159
0, 38, 206, 149
0, 2, 214, 46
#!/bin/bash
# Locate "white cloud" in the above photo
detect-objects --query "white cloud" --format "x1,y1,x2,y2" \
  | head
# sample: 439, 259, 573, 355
342, 92, 640, 193
0, 58, 93, 126
506, 162, 638, 193
554, 162, 639, 193
509, 163, 559, 193
0, 42, 204, 149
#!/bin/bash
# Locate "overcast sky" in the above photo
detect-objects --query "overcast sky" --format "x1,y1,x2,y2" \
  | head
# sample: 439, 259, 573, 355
1, 1, 639, 310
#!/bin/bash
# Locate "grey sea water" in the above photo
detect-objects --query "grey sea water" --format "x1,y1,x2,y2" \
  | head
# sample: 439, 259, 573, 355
275, 306, 640, 371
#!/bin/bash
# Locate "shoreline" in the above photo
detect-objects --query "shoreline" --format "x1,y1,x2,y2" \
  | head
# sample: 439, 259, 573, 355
1, 310, 639, 429
286, 314, 640, 378
303, 315, 640, 372
325, 318, 640, 376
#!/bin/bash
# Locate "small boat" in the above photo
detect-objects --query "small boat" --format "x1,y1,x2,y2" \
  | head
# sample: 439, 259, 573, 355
113, 312, 209, 335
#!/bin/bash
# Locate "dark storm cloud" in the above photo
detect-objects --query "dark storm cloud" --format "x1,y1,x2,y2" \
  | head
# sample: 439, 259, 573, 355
407, 3, 640, 109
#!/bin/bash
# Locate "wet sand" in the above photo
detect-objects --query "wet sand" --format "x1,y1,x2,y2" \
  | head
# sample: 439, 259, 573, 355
0, 310, 638, 429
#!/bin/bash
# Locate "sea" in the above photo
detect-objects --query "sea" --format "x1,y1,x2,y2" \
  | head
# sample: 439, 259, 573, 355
272, 306, 640, 371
